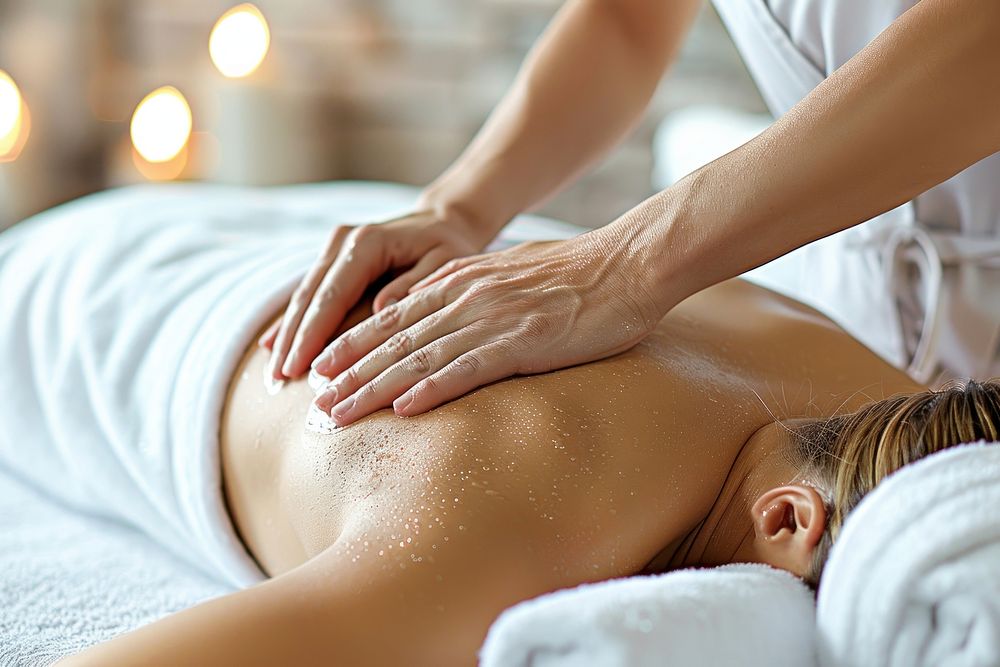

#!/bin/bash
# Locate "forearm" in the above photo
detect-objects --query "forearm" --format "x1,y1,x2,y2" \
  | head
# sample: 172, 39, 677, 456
420, 0, 701, 237
627, 0, 1000, 308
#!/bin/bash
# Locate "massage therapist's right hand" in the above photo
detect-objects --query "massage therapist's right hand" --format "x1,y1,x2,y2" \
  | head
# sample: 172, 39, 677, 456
261, 209, 489, 384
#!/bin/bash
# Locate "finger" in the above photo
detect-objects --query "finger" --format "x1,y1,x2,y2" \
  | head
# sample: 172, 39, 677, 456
372, 247, 451, 312
324, 324, 486, 427
257, 320, 280, 350
282, 228, 386, 378
268, 226, 351, 380
313, 292, 455, 411
409, 254, 485, 293
312, 285, 446, 380
393, 339, 520, 417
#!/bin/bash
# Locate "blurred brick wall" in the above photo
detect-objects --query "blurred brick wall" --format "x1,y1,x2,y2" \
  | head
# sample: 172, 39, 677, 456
0, 0, 765, 228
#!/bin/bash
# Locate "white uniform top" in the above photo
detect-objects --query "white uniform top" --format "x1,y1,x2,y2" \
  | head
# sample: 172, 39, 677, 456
712, 0, 1000, 384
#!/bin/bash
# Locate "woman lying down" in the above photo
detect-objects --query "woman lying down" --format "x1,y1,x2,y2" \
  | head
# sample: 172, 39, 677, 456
2, 188, 997, 666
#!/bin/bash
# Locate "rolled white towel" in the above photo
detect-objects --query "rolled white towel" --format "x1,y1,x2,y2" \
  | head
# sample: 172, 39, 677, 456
480, 563, 817, 667
817, 441, 1000, 667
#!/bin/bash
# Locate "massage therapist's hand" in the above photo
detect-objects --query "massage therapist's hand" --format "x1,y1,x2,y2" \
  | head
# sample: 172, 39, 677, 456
312, 221, 668, 426
263, 209, 491, 383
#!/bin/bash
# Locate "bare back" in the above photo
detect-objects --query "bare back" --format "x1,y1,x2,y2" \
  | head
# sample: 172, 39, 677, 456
221, 279, 920, 584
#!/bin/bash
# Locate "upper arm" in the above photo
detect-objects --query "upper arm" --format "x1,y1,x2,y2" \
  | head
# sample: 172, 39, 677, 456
597, 0, 704, 65
545, 0, 702, 71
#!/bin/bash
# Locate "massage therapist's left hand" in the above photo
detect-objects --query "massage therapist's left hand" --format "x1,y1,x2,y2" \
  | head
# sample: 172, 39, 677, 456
312, 221, 668, 425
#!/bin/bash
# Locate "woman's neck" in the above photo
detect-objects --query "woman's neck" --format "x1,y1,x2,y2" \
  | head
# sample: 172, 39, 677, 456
666, 421, 803, 570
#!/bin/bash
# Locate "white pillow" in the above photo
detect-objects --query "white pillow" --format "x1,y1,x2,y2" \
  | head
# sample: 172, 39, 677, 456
480, 563, 816, 667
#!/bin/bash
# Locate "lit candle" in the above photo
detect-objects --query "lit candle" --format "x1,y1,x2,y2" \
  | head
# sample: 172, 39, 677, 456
0, 69, 33, 229
207, 4, 318, 185
210, 4, 271, 79
0, 69, 30, 163
129, 86, 193, 181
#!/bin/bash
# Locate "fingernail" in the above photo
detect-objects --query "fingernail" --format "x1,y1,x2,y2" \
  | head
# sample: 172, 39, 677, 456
265, 375, 285, 396
394, 391, 414, 414
311, 350, 331, 371
316, 385, 339, 411
263, 360, 285, 395
331, 395, 356, 424
384, 297, 398, 308
281, 353, 297, 378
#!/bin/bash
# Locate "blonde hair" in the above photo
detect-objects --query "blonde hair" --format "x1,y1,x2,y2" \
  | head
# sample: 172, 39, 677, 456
794, 379, 1000, 586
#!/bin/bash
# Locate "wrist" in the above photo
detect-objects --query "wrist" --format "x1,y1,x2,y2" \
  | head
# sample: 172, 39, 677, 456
609, 184, 704, 315
417, 185, 506, 250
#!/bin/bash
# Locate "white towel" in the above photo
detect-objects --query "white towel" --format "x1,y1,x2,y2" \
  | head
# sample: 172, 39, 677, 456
0, 466, 231, 667
0, 185, 341, 588
817, 441, 1000, 667
479, 564, 817, 667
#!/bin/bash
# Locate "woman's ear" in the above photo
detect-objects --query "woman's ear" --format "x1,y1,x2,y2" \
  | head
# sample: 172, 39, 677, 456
750, 485, 827, 577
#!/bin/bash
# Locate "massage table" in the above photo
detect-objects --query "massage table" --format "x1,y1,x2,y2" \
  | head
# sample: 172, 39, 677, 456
2, 184, 999, 667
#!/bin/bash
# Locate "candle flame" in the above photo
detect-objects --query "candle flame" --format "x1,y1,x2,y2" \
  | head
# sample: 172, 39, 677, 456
0, 70, 29, 162
209, 4, 271, 78
130, 86, 193, 164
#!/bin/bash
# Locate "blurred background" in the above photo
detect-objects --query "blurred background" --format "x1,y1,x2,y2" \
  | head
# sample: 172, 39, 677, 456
0, 0, 769, 231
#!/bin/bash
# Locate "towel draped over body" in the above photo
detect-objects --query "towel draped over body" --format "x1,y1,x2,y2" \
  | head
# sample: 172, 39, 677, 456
0, 186, 334, 586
